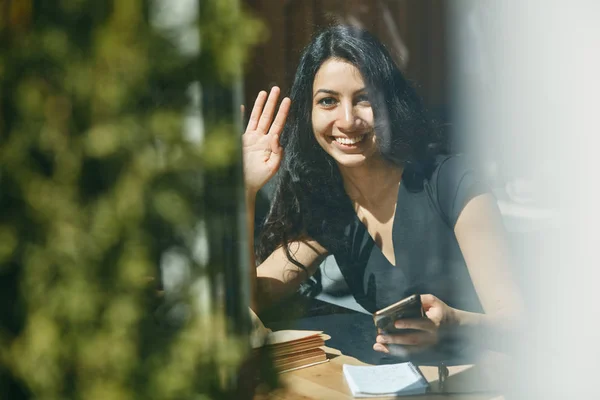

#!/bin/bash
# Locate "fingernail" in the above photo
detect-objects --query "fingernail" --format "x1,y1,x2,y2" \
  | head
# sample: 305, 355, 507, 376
376, 335, 387, 343
394, 321, 404, 329
373, 343, 389, 353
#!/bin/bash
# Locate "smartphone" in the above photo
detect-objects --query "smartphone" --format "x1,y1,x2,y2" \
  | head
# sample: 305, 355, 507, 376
373, 294, 424, 333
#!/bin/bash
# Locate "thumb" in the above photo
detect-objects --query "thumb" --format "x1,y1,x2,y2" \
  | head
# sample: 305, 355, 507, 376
269, 131, 282, 155
267, 133, 283, 168
420, 294, 437, 310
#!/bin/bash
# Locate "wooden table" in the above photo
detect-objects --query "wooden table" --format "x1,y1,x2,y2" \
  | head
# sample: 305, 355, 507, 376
255, 347, 507, 400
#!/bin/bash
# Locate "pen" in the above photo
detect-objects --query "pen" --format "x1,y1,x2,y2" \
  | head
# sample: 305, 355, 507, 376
438, 362, 448, 392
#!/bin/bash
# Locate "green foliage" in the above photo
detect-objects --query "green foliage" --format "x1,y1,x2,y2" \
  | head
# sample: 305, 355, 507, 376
198, 0, 266, 83
0, 0, 266, 398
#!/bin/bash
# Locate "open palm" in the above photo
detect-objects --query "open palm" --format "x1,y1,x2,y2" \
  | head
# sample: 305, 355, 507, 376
243, 87, 291, 196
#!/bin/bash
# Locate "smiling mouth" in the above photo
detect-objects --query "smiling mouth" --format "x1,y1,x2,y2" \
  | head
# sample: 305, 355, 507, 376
333, 133, 369, 146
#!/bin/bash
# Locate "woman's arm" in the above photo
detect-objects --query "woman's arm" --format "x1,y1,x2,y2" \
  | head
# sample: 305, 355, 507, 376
246, 185, 327, 313
451, 192, 525, 350
242, 86, 295, 311
246, 192, 259, 310
255, 238, 328, 313
242, 87, 328, 312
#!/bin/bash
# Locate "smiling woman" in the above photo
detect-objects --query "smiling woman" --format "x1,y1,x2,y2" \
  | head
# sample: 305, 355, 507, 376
244, 25, 524, 359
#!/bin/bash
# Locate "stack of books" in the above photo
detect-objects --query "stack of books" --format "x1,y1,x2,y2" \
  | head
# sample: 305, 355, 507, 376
250, 308, 329, 373
262, 330, 330, 373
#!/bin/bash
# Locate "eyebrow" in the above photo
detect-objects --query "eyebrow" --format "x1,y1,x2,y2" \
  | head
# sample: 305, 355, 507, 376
313, 88, 367, 99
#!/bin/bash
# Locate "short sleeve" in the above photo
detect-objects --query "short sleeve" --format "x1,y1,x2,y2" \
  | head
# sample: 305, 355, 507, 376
430, 155, 491, 228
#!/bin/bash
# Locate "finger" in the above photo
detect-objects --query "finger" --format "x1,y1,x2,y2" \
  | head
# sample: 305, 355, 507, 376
267, 97, 291, 137
240, 104, 246, 124
394, 318, 436, 333
247, 91, 267, 131
269, 129, 282, 155
420, 294, 437, 308
373, 343, 390, 354
376, 331, 436, 346
256, 86, 281, 133
374, 343, 428, 357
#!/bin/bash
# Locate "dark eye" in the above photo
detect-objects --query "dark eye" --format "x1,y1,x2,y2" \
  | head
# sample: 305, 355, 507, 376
317, 97, 337, 107
355, 94, 370, 104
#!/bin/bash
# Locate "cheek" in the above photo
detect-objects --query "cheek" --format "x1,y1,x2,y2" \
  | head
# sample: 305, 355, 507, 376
311, 111, 328, 137
358, 108, 375, 126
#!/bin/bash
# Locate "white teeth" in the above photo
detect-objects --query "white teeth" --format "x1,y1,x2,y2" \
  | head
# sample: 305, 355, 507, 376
334, 135, 366, 145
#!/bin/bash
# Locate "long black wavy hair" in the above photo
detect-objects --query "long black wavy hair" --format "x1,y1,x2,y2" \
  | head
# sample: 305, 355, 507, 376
256, 25, 444, 275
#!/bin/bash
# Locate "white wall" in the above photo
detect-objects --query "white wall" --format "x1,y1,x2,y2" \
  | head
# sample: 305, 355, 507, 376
450, 1, 600, 397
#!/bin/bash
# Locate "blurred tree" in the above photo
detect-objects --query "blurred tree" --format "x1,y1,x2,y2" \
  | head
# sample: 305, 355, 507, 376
0, 0, 266, 398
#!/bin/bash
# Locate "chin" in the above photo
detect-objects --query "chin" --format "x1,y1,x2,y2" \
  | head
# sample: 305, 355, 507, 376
330, 153, 372, 168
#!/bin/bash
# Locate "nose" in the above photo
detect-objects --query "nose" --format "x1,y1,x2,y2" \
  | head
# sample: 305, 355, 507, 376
336, 101, 359, 131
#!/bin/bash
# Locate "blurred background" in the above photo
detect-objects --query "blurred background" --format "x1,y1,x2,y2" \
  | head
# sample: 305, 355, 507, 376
0, 0, 266, 398
1, 0, 598, 399
243, 0, 449, 122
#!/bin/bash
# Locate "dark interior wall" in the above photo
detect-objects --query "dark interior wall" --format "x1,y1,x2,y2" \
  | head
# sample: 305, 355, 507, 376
242, 0, 449, 119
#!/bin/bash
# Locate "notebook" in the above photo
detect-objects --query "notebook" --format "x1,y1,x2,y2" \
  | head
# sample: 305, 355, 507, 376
343, 362, 429, 397
250, 309, 330, 373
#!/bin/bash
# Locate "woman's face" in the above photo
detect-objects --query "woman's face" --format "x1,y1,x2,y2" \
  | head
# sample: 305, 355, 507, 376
311, 58, 379, 168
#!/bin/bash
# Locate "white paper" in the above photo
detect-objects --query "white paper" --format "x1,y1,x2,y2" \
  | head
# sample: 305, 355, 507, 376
343, 363, 428, 397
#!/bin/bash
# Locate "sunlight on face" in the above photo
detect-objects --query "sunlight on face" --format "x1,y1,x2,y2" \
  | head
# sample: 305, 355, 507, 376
311, 58, 380, 168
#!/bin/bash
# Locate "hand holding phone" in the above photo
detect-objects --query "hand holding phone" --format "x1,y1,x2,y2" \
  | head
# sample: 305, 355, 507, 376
372, 294, 453, 355
373, 294, 425, 334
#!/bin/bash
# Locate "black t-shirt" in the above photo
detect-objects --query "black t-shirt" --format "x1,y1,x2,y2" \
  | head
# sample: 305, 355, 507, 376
313, 155, 489, 314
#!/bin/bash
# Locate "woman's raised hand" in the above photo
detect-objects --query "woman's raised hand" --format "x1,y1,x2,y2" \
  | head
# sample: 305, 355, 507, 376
242, 87, 291, 197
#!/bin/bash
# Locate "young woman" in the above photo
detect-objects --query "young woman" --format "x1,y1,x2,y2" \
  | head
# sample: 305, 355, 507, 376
243, 25, 523, 355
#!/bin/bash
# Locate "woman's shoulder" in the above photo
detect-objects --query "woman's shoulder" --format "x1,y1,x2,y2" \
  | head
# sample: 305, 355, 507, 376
424, 154, 491, 228
429, 153, 477, 181
402, 154, 470, 191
